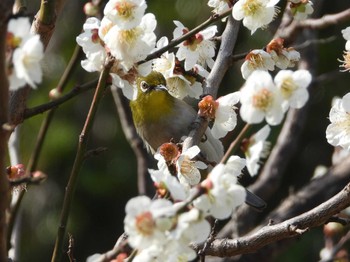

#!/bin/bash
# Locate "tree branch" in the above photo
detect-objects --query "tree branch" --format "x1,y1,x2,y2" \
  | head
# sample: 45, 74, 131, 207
183, 16, 241, 152
138, 9, 232, 65
110, 87, 154, 196
51, 55, 114, 262
23, 79, 97, 120
195, 181, 350, 257
0, 1, 13, 260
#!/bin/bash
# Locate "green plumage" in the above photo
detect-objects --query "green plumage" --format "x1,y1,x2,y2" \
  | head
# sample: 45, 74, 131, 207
130, 71, 224, 162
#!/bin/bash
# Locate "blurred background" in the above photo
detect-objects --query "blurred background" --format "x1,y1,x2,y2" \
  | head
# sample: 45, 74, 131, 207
11, 0, 350, 261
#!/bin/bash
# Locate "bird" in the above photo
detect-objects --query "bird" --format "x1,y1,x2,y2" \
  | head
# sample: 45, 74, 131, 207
130, 71, 266, 211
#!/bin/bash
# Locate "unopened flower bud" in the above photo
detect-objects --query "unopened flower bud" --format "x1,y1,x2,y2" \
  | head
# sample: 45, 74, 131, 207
49, 88, 61, 100
84, 2, 99, 17
323, 222, 344, 237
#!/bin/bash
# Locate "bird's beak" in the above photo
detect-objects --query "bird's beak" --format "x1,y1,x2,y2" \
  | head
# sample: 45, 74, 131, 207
153, 84, 167, 92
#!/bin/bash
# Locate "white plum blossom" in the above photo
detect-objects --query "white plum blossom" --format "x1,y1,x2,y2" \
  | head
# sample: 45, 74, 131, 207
172, 208, 211, 244
166, 75, 203, 99
103, 0, 147, 29
7, 17, 32, 46
199, 92, 240, 139
243, 125, 271, 176
290, 0, 314, 21
11, 35, 44, 90
342, 27, 350, 51
153, 37, 203, 99
266, 38, 300, 69
133, 239, 197, 262
76, 17, 107, 72
208, 0, 232, 15
124, 196, 174, 249
194, 156, 246, 219
274, 69, 311, 111
176, 146, 207, 186
173, 21, 217, 71
152, 37, 176, 78
232, 0, 280, 34
149, 167, 188, 201
212, 92, 240, 139
241, 49, 275, 79
240, 70, 284, 125
110, 72, 139, 100
326, 93, 350, 151
6, 17, 44, 91
104, 13, 157, 71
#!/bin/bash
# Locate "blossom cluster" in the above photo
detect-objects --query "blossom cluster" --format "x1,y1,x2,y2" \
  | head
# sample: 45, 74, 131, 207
241, 38, 301, 79
339, 26, 350, 72
240, 69, 311, 126
127, 155, 246, 261
76, 0, 157, 99
289, 0, 314, 21
6, 17, 44, 91
326, 27, 350, 151
208, 0, 313, 34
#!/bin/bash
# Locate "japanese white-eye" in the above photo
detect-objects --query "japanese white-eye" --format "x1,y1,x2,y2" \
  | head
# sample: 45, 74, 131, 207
130, 71, 266, 210
130, 71, 223, 164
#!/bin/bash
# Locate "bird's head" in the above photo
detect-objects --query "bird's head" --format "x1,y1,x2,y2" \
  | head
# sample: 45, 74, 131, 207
130, 71, 175, 125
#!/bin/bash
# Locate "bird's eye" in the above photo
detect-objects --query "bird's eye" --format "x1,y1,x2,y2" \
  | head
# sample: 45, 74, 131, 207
140, 81, 149, 92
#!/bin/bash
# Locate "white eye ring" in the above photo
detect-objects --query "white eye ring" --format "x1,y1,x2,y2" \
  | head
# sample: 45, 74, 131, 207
140, 81, 149, 92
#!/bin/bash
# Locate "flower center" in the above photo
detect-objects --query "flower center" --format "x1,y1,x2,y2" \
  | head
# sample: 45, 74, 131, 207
120, 27, 141, 46
242, 0, 263, 16
183, 32, 203, 51
252, 88, 273, 111
91, 29, 100, 44
339, 51, 350, 72
6, 32, 22, 49
135, 211, 155, 236
115, 1, 135, 20
180, 156, 196, 177
279, 77, 298, 99
246, 52, 265, 69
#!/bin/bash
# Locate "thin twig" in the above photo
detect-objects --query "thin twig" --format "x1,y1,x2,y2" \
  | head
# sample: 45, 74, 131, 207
221, 124, 251, 164
9, 172, 47, 186
138, 9, 233, 65
23, 79, 97, 120
51, 54, 114, 262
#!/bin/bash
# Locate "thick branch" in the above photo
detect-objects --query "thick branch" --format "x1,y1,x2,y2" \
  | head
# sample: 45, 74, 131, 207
278, 8, 350, 44
0, 1, 13, 260
196, 182, 350, 257
183, 16, 241, 152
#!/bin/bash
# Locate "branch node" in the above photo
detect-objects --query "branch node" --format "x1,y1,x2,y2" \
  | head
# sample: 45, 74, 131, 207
288, 224, 308, 235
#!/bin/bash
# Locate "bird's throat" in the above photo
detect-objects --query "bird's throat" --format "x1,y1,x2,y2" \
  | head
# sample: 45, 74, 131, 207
131, 91, 175, 125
